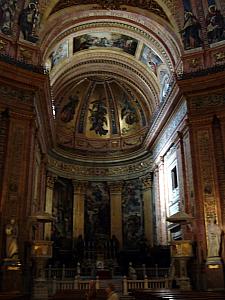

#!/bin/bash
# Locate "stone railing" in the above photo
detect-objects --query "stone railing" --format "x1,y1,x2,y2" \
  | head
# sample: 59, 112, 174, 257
48, 275, 171, 295
45, 264, 169, 280
122, 276, 171, 295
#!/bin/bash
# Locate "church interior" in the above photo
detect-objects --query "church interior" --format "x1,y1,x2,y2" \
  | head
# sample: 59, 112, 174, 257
0, 0, 225, 299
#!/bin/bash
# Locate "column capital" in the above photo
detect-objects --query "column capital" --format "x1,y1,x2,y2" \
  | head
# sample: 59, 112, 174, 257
141, 173, 153, 190
108, 181, 123, 193
72, 181, 88, 193
46, 173, 57, 189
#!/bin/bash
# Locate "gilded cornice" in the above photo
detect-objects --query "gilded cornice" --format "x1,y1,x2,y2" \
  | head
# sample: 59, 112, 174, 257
48, 154, 152, 181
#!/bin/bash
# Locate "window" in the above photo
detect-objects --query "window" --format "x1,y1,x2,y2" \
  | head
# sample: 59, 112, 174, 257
171, 166, 178, 190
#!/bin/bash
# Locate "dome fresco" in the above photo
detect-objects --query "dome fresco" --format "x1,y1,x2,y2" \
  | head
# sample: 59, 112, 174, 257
55, 77, 150, 155
42, 15, 175, 159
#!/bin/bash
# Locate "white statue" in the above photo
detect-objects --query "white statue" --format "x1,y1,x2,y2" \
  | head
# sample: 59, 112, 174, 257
128, 262, 137, 280
207, 219, 221, 257
5, 218, 19, 259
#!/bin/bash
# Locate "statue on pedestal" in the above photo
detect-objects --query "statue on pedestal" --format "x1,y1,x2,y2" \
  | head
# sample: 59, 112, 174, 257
207, 219, 222, 258
5, 218, 19, 259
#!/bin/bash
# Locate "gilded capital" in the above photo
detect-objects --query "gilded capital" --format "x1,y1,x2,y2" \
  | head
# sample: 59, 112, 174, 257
108, 181, 123, 194
141, 174, 153, 190
46, 174, 57, 189
73, 181, 88, 194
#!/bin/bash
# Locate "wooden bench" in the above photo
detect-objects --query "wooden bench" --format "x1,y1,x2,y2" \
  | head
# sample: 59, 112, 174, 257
132, 289, 225, 300
49, 289, 106, 300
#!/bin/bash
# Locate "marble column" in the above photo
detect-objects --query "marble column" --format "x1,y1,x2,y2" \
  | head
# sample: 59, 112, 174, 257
72, 181, 86, 239
108, 181, 123, 247
141, 174, 154, 247
158, 157, 168, 245
44, 173, 57, 240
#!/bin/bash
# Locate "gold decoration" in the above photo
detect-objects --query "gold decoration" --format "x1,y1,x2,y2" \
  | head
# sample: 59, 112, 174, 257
171, 240, 193, 257
214, 52, 225, 63
0, 39, 7, 51
141, 173, 153, 189
188, 58, 200, 69
19, 47, 33, 61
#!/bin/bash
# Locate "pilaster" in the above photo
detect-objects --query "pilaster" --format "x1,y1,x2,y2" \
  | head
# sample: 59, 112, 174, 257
44, 173, 57, 240
72, 181, 86, 239
108, 181, 123, 247
141, 174, 153, 247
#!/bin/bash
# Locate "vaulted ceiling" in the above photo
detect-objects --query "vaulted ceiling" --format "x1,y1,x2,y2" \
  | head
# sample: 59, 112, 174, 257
37, 0, 182, 162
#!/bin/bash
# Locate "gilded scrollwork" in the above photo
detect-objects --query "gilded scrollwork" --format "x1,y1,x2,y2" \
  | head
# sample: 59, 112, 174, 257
48, 155, 152, 181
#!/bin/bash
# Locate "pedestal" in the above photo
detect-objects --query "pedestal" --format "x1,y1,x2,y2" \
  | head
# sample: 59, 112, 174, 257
32, 258, 49, 300
170, 240, 193, 290
0, 259, 23, 293
32, 278, 48, 300
31, 240, 53, 300
205, 257, 224, 290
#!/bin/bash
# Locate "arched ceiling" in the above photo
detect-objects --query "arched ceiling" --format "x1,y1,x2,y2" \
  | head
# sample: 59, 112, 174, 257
39, 0, 182, 163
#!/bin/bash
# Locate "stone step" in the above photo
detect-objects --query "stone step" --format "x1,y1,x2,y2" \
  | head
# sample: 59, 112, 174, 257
120, 295, 135, 300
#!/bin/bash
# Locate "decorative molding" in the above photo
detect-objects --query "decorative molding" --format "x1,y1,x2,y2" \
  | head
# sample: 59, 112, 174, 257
213, 51, 225, 63
151, 101, 187, 159
108, 181, 123, 193
189, 94, 225, 111
52, 21, 173, 71
0, 53, 47, 74
46, 174, 57, 189
6, 125, 25, 216
48, 155, 152, 181
0, 39, 7, 52
177, 63, 225, 80
141, 173, 153, 190
51, 0, 168, 21
187, 58, 201, 69
196, 130, 217, 222
0, 83, 35, 104
52, 62, 158, 109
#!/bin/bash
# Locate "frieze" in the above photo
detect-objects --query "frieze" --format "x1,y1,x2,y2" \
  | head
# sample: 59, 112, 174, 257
151, 101, 187, 159
189, 94, 225, 111
51, 0, 168, 21
187, 58, 201, 69
18, 47, 34, 62
213, 51, 225, 63
0, 83, 35, 104
48, 155, 152, 180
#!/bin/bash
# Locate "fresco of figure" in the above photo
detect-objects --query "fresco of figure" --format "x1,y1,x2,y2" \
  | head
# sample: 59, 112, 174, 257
206, 5, 225, 44
18, 1, 40, 43
89, 100, 108, 136
0, 0, 17, 35
60, 93, 79, 123
181, 11, 202, 50
121, 97, 138, 125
